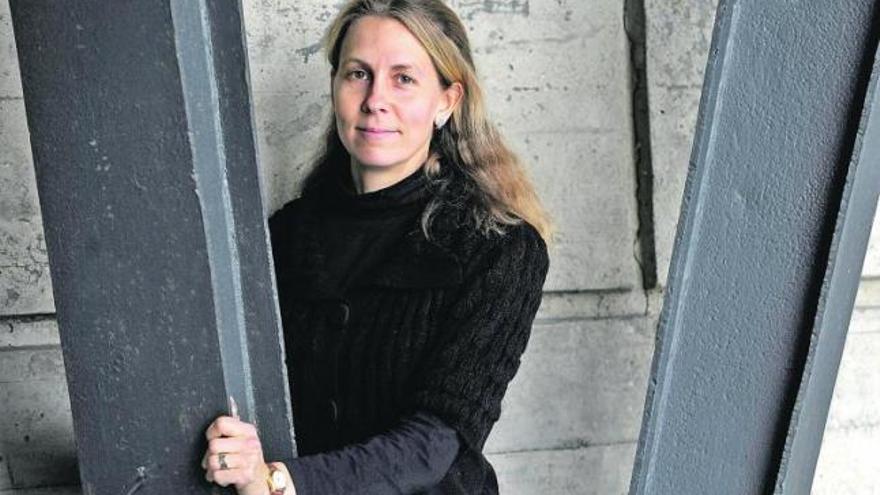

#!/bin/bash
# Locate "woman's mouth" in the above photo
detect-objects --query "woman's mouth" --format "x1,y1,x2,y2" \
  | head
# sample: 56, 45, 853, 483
357, 127, 398, 140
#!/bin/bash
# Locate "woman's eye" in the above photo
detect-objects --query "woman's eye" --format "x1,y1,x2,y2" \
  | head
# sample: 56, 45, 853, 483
348, 69, 369, 80
397, 74, 415, 84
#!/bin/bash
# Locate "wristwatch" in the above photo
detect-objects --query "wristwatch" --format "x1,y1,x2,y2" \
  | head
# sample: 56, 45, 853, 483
266, 463, 288, 494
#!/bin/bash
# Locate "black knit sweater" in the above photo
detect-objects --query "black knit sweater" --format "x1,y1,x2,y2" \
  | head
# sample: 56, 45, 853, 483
269, 162, 550, 493
281, 164, 461, 492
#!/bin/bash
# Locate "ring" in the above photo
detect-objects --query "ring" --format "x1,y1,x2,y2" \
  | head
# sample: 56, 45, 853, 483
218, 452, 229, 470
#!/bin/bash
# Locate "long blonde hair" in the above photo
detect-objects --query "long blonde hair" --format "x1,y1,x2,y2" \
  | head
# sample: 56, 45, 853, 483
301, 0, 554, 245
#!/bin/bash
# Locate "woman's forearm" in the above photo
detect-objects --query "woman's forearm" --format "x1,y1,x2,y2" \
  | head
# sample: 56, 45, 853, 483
275, 411, 459, 495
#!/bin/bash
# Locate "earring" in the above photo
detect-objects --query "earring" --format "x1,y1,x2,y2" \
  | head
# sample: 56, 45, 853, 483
434, 114, 448, 129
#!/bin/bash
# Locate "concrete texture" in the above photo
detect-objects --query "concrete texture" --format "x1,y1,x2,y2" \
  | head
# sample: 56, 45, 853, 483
632, 1, 880, 492
0, 2, 53, 316
641, 6, 880, 489
814, 309, 880, 494
856, 278, 880, 308
485, 316, 655, 454
0, 100, 54, 317
849, 306, 880, 333
242, 0, 643, 292
822, 330, 880, 433
0, 0, 878, 494
488, 443, 637, 495
0, 317, 56, 349
645, 0, 879, 289
865, 212, 880, 277
813, 426, 880, 495
463, 0, 643, 291
8, 1, 296, 491
644, 0, 718, 288
536, 288, 663, 321
0, 4, 21, 98
0, 319, 76, 490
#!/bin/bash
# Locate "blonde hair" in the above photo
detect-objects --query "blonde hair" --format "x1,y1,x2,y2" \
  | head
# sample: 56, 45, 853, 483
301, 0, 554, 245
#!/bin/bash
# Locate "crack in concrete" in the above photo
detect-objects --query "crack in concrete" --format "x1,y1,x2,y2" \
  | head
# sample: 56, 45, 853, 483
488, 438, 638, 456
452, 0, 530, 21
623, 0, 659, 293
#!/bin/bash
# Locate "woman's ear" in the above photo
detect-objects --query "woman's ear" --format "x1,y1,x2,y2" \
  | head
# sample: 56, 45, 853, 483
438, 82, 464, 121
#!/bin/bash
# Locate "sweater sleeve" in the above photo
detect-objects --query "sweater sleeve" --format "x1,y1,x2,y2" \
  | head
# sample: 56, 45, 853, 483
409, 222, 550, 452
279, 411, 459, 494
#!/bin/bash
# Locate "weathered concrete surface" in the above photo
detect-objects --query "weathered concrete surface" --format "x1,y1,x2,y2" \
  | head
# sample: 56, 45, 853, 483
634, 0, 880, 491
864, 212, 880, 277
464, 0, 642, 292
822, 331, 880, 432
643, 0, 880, 289
848, 306, 880, 334
0, 100, 54, 316
536, 287, 663, 321
0, 318, 74, 491
240, 2, 332, 213
645, 0, 718, 288
643, 7, 880, 488
0, 456, 9, 490
813, 425, 880, 495
8, 0, 296, 491
242, 0, 643, 292
855, 278, 880, 308
0, 319, 76, 490
0, 1, 53, 316
0, 0, 876, 494
0, 347, 65, 386
0, 314, 655, 489
0, 317, 56, 349
0, 4, 21, 98
489, 443, 637, 495
485, 316, 655, 454
814, 308, 880, 494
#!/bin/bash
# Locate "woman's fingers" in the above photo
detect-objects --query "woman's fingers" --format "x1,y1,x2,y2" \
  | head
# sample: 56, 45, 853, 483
207, 436, 248, 456
206, 452, 241, 471
205, 415, 257, 440
205, 467, 249, 487
201, 415, 265, 489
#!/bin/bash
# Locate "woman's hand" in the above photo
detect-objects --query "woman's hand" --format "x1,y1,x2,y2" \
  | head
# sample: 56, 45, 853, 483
201, 415, 270, 495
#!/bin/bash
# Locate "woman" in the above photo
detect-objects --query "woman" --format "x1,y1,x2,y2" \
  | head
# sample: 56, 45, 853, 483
201, 1, 552, 493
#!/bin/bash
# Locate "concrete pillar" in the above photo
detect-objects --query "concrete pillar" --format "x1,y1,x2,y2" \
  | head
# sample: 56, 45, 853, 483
8, 0, 295, 492
630, 1, 880, 493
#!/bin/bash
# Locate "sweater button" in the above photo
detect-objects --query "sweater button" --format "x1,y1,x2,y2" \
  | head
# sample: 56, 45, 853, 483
327, 398, 339, 423
331, 302, 350, 328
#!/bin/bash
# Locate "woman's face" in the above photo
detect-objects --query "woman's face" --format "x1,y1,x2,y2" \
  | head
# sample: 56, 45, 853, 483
332, 16, 462, 173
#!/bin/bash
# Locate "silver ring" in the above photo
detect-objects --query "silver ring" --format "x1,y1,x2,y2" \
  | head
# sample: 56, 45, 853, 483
218, 452, 229, 470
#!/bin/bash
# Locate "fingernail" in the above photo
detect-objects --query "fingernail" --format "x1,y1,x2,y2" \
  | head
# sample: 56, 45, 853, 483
228, 395, 239, 420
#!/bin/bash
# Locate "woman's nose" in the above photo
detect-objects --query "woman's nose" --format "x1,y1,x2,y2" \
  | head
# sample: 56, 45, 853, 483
361, 80, 389, 114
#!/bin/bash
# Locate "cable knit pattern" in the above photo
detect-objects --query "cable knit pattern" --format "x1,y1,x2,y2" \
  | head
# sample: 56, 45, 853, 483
409, 222, 548, 452
269, 168, 550, 494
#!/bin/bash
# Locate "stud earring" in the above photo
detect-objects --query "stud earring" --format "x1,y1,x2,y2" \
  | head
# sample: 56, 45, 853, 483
434, 114, 448, 129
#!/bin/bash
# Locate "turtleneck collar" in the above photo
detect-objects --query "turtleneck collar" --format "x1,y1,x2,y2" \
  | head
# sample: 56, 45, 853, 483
323, 160, 431, 215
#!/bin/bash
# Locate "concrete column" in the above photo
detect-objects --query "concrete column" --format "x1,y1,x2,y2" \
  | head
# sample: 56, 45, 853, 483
8, 0, 295, 492
630, 1, 880, 493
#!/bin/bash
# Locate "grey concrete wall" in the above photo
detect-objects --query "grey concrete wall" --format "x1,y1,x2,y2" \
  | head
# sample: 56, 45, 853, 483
645, 0, 718, 288
0, 6, 53, 318
246, 0, 643, 293
814, 305, 880, 495
1, 1, 877, 494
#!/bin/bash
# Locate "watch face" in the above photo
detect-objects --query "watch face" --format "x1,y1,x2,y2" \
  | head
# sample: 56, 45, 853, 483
271, 469, 287, 489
